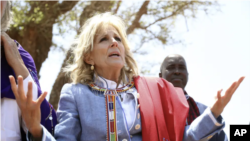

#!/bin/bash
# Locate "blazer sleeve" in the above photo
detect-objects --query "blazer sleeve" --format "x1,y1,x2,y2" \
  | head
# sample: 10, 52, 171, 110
183, 108, 227, 141
27, 84, 81, 141
210, 128, 228, 141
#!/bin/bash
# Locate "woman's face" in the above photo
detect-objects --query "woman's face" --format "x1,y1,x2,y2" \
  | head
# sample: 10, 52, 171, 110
0, 0, 8, 19
89, 25, 125, 72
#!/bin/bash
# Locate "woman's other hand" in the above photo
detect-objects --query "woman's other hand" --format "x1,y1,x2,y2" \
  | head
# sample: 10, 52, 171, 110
1, 32, 29, 78
211, 76, 245, 118
9, 75, 47, 138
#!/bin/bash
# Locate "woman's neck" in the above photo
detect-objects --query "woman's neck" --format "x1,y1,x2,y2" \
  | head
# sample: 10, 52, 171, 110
95, 68, 121, 83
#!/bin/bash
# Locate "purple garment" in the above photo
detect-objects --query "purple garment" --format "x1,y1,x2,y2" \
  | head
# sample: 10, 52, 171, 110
1, 41, 42, 98
1, 41, 57, 135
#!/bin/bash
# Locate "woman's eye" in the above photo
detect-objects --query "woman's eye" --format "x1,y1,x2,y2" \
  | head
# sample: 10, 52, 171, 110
115, 37, 121, 42
100, 37, 107, 42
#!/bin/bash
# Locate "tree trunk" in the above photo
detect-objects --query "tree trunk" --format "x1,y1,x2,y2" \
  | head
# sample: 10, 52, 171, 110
7, 24, 53, 78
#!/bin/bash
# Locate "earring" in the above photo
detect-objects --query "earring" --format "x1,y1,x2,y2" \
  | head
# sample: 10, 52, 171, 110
91, 65, 94, 70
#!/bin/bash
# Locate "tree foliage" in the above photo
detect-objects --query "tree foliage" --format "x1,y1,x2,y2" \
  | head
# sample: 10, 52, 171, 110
8, 0, 219, 110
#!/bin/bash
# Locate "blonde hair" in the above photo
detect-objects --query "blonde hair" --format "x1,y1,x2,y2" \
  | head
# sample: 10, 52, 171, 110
1, 0, 12, 32
64, 12, 139, 85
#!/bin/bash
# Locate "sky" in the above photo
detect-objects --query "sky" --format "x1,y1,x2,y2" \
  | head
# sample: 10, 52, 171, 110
39, 1, 250, 138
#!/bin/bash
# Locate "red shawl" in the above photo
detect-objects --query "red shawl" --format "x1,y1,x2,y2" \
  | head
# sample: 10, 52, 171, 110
134, 76, 189, 141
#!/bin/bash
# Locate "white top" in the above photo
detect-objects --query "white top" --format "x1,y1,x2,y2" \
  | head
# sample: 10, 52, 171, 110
1, 75, 38, 141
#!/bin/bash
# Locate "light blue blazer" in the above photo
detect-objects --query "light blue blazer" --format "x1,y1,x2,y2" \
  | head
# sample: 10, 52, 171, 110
28, 82, 226, 141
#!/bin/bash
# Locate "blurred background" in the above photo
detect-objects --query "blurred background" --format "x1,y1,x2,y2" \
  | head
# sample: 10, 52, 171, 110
8, 0, 250, 138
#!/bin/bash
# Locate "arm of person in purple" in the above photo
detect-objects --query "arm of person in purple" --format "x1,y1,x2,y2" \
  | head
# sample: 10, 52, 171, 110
17, 41, 58, 136
1, 40, 57, 136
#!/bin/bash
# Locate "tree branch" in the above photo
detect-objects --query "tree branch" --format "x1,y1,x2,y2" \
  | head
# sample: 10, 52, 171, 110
113, 1, 122, 14
126, 1, 150, 35
27, 1, 55, 15
57, 1, 79, 15
79, 1, 114, 31
140, 1, 191, 30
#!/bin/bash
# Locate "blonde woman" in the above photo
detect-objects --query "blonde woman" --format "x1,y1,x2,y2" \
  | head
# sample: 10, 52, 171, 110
10, 12, 244, 141
1, 1, 57, 141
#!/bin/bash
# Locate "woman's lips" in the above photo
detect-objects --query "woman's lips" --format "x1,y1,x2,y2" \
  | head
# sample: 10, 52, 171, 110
109, 55, 120, 58
108, 51, 120, 57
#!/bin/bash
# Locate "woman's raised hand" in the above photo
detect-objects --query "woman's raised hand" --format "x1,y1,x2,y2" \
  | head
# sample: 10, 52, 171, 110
211, 76, 245, 118
9, 75, 47, 138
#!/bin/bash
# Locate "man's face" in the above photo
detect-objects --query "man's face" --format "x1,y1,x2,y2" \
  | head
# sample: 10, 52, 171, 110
160, 55, 188, 89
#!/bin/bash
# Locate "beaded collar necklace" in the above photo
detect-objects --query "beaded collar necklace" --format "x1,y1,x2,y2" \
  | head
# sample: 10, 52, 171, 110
88, 81, 134, 94
88, 81, 134, 141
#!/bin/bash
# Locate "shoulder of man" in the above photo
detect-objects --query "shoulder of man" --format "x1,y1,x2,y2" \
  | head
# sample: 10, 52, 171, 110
193, 100, 208, 114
